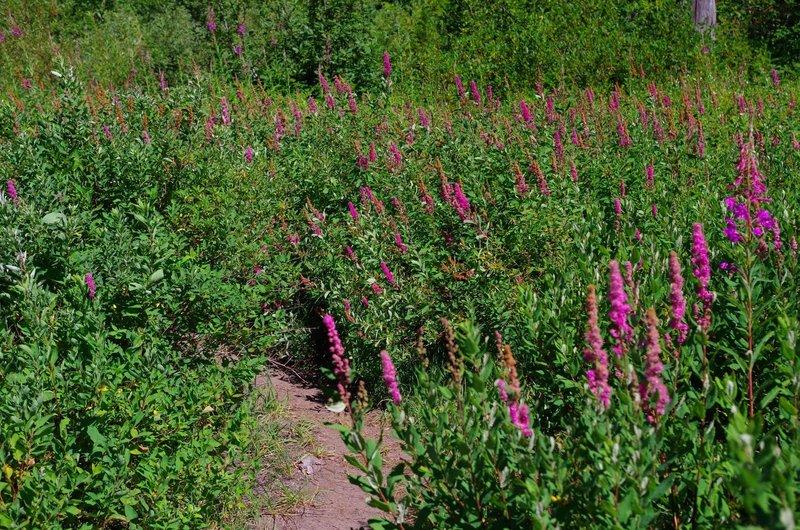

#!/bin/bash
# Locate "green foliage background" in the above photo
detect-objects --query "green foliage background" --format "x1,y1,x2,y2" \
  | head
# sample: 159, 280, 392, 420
1, 0, 797, 93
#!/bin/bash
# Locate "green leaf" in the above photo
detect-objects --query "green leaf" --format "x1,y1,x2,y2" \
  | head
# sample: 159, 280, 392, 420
148, 269, 164, 283
42, 212, 67, 225
617, 490, 634, 523
87, 425, 107, 449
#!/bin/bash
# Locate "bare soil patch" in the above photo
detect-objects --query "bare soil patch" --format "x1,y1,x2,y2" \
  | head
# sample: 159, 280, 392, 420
249, 371, 402, 530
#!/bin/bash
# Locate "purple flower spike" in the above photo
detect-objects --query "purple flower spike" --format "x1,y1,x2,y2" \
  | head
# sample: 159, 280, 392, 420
206, 8, 217, 32
691, 223, 713, 331
85, 273, 97, 300
380, 261, 396, 286
668, 252, 688, 345
642, 309, 670, 422
584, 285, 611, 408
383, 51, 391, 78
608, 261, 632, 358
7, 180, 18, 204
347, 202, 358, 223
380, 350, 401, 404
469, 80, 481, 105
322, 314, 351, 403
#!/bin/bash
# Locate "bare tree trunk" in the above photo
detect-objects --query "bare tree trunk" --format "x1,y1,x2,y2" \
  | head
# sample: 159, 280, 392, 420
693, 0, 717, 34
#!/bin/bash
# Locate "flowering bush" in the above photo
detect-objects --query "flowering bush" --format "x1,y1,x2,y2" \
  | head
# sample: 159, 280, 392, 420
333, 308, 799, 527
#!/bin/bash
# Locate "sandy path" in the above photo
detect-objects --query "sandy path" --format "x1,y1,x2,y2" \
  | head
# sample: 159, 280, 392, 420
250, 372, 399, 530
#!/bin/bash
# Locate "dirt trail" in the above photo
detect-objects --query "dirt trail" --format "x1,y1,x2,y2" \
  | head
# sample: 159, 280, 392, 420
250, 371, 400, 530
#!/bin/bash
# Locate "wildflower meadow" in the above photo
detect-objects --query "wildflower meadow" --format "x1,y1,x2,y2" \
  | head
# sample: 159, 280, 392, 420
1, 0, 799, 528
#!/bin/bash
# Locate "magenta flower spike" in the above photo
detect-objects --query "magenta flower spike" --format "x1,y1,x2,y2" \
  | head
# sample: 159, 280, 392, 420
453, 183, 471, 220
642, 309, 670, 422
390, 142, 402, 166
394, 232, 408, 253
319, 72, 330, 93
380, 261, 396, 286
322, 314, 351, 403
383, 51, 391, 78
418, 107, 430, 129
206, 7, 216, 32
347, 92, 358, 114
608, 260, 633, 358
7, 180, 18, 204
455, 75, 465, 100
584, 285, 611, 408
691, 223, 713, 331
520, 100, 532, 122
347, 202, 359, 223
668, 252, 688, 345
508, 402, 533, 437
614, 198, 622, 217
85, 273, 97, 300
380, 351, 401, 404
469, 80, 480, 105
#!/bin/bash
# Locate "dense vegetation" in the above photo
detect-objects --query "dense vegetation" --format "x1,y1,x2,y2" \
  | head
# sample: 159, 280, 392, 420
3, 0, 799, 94
1, 0, 799, 528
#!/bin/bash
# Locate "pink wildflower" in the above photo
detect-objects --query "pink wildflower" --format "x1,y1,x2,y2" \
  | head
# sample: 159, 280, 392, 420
608, 261, 633, 358
455, 75, 465, 100
380, 351, 401, 404
322, 314, 351, 403
469, 80, 481, 105
691, 223, 713, 331
7, 180, 18, 204
642, 309, 670, 421
453, 183, 471, 220
383, 51, 391, 78
394, 232, 407, 253
380, 261, 396, 286
668, 252, 688, 345
85, 273, 96, 300
348, 201, 358, 223
584, 285, 611, 408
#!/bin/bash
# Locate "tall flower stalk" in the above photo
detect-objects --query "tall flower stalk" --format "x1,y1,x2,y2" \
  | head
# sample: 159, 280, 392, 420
668, 252, 688, 346
691, 223, 713, 332
608, 260, 633, 360
322, 314, 351, 405
584, 285, 611, 409
380, 351, 401, 404
85, 273, 96, 300
641, 308, 670, 423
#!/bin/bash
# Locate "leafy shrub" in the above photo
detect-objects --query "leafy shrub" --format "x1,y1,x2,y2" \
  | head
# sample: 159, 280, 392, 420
0, 69, 292, 527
